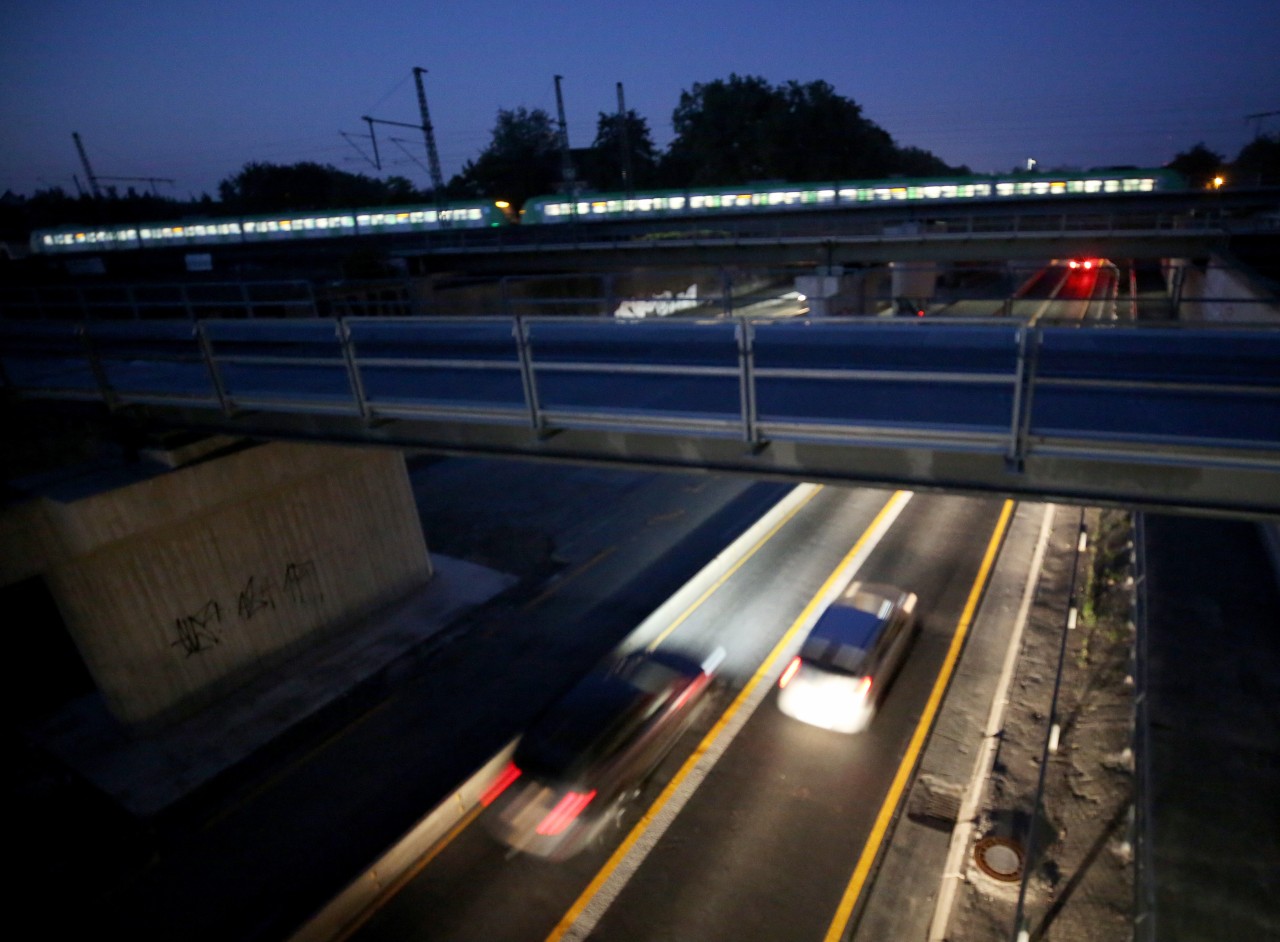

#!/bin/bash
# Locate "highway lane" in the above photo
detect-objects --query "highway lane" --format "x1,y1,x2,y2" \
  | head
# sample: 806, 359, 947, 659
346, 489, 1012, 942
939, 258, 1117, 321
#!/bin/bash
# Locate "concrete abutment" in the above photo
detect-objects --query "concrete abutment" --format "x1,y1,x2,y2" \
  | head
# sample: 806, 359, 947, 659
3, 441, 431, 731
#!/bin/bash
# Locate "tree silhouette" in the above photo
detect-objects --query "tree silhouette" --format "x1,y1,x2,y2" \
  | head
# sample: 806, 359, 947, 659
1232, 134, 1279, 186
1167, 143, 1225, 189
447, 107, 562, 210
582, 110, 659, 192
660, 75, 961, 187
217, 162, 422, 213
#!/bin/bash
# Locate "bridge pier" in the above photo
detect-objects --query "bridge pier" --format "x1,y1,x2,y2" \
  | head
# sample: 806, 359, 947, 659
795, 266, 893, 316
2, 441, 430, 731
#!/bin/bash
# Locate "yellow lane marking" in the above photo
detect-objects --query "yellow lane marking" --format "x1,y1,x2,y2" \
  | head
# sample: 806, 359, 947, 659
331, 804, 487, 942
546, 489, 912, 942
521, 547, 617, 612
644, 484, 825, 652
821, 498, 1015, 942
331, 483, 830, 940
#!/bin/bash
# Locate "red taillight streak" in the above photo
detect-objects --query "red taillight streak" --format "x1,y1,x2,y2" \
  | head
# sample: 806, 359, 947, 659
536, 789, 597, 836
854, 676, 872, 697
779, 656, 802, 689
479, 761, 522, 807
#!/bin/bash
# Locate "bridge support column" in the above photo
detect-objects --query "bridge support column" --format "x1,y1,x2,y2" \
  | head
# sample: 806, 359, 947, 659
890, 260, 939, 316
6, 442, 430, 731
795, 266, 889, 316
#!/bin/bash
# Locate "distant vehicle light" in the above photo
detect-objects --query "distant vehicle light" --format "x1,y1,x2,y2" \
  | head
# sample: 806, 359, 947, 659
779, 656, 802, 689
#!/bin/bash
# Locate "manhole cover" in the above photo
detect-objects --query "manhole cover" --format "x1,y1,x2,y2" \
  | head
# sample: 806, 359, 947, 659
974, 835, 1024, 882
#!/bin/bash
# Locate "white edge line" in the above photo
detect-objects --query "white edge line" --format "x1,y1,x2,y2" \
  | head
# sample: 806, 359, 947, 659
926, 502, 1057, 942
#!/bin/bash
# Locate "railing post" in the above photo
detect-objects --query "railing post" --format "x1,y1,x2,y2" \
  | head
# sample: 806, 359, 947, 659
336, 318, 371, 422
195, 320, 234, 416
1006, 323, 1041, 471
722, 269, 734, 318
736, 317, 761, 446
79, 323, 119, 410
512, 315, 546, 434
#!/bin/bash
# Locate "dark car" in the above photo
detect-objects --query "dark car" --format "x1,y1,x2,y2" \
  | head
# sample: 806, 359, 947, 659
480, 646, 723, 861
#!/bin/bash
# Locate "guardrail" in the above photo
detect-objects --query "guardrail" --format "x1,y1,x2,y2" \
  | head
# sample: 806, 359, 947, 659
4, 316, 1278, 482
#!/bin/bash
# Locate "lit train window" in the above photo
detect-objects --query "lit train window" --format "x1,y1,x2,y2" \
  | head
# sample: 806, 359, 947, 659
1050, 181, 1066, 194
1139, 178, 1154, 191
1104, 180, 1120, 192
1123, 179, 1143, 192
592, 202, 607, 214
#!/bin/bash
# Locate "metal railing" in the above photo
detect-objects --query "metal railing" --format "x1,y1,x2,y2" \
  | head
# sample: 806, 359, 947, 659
3, 315, 1279, 475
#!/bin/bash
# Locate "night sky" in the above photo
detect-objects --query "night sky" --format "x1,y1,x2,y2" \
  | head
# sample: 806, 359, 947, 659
2, 0, 1277, 199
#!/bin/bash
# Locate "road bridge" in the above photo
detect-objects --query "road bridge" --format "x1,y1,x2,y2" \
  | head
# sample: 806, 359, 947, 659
3, 315, 1278, 517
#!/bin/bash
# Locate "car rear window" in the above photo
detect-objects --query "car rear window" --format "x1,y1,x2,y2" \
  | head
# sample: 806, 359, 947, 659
802, 605, 883, 673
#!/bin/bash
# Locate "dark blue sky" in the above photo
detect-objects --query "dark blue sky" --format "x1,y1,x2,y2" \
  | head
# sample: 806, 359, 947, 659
3, 0, 1277, 199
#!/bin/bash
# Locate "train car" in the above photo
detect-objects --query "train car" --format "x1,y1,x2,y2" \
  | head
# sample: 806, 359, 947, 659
29, 198, 511, 255
520, 168, 1184, 225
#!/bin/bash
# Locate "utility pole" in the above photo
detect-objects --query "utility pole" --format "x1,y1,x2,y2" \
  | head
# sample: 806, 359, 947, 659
412, 67, 446, 195
72, 132, 102, 199
617, 82, 634, 199
363, 116, 382, 170
553, 75, 577, 195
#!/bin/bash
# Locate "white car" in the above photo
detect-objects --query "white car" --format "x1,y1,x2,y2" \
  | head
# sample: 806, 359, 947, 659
777, 582, 919, 733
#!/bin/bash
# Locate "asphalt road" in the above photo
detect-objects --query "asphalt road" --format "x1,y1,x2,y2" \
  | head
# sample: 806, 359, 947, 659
348, 488, 1010, 942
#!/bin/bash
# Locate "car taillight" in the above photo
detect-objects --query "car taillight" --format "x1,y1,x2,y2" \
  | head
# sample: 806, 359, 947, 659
536, 789, 597, 836
479, 760, 522, 807
779, 656, 802, 689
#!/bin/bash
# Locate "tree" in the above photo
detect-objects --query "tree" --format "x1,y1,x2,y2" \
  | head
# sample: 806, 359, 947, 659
659, 74, 961, 187
447, 107, 562, 210
217, 162, 422, 213
581, 110, 659, 192
1167, 143, 1225, 189
662, 74, 784, 185
1232, 134, 1280, 186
